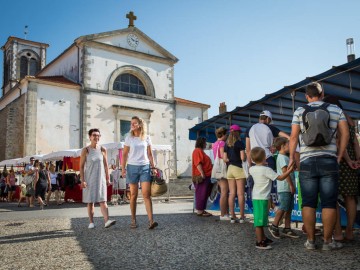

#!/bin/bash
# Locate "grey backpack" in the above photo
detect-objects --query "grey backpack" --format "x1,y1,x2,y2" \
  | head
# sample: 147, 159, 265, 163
301, 103, 336, 146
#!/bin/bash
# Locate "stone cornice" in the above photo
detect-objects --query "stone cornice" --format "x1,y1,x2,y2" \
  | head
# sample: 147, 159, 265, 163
83, 87, 175, 104
84, 40, 176, 66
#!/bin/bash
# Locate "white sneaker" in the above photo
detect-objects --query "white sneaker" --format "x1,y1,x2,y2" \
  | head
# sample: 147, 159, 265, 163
304, 240, 316, 250
105, 220, 116, 228
88, 223, 95, 229
322, 240, 343, 251
230, 217, 238, 224
219, 215, 231, 221
239, 217, 248, 224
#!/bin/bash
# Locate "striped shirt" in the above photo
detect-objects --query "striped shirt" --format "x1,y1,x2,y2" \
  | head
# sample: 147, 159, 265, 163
291, 101, 346, 162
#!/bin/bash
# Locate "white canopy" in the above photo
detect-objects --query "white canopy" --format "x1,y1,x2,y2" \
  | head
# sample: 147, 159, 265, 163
0, 158, 22, 167
151, 145, 172, 151
42, 149, 82, 161
0, 143, 172, 165
102, 142, 171, 152
102, 142, 124, 150
16, 155, 44, 164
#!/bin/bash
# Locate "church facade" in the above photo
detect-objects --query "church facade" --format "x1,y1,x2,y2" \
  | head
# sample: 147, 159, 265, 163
0, 13, 209, 176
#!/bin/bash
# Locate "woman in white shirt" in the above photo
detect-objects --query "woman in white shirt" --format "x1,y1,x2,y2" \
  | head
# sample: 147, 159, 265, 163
121, 116, 158, 229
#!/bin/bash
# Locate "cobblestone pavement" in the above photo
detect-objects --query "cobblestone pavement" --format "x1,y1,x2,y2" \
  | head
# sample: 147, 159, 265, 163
0, 200, 359, 270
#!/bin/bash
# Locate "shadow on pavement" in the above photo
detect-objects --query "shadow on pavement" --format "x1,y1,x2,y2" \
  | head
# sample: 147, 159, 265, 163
0, 228, 74, 245
0, 201, 87, 212
70, 213, 360, 270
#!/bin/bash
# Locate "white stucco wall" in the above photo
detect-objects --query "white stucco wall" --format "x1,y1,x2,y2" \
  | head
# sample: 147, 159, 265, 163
39, 46, 80, 82
85, 91, 174, 147
97, 35, 164, 58
0, 81, 28, 110
85, 47, 173, 100
36, 84, 80, 154
175, 104, 205, 177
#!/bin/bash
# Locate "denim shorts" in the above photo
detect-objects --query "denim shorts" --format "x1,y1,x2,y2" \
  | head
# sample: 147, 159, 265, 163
126, 164, 151, 184
299, 156, 339, 209
278, 192, 294, 212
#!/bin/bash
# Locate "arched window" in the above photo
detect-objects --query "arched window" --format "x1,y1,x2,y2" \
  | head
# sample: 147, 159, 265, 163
29, 58, 39, 76
113, 74, 146, 95
4, 61, 9, 86
20, 56, 28, 79
19, 51, 40, 79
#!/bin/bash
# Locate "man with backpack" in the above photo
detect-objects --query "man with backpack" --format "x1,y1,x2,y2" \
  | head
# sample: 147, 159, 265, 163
289, 82, 349, 251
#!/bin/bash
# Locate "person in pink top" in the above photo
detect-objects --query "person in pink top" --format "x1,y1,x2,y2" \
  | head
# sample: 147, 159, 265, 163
213, 127, 230, 221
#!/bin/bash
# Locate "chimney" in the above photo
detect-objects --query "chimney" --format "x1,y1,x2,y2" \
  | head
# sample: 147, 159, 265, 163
219, 102, 227, 114
346, 38, 356, 62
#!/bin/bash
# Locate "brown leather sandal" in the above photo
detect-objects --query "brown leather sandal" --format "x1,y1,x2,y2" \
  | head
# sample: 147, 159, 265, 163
148, 221, 158, 230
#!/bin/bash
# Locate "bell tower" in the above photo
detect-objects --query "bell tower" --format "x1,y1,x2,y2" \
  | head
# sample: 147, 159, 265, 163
1, 37, 49, 96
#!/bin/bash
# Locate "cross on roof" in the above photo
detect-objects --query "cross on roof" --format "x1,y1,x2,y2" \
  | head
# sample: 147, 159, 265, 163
126, 11, 137, 27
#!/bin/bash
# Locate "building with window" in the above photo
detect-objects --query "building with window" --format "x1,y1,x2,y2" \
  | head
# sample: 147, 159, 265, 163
0, 13, 209, 176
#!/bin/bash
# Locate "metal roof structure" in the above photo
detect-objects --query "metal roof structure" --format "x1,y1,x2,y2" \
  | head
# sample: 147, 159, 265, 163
189, 58, 360, 142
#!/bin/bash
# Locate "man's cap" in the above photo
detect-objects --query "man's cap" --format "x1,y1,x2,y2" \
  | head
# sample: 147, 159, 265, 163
30, 157, 35, 161
230, 124, 241, 132
259, 110, 272, 119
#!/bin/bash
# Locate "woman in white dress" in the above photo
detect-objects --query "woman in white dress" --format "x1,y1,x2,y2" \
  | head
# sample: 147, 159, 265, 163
80, 128, 116, 229
121, 116, 158, 229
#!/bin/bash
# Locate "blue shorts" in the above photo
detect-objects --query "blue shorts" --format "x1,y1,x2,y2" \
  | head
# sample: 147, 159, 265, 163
278, 192, 294, 212
299, 156, 339, 209
126, 164, 151, 184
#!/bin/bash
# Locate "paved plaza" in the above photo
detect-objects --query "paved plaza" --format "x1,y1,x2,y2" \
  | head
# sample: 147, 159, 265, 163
0, 199, 359, 270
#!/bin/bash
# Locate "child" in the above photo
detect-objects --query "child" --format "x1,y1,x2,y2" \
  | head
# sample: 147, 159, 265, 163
268, 137, 299, 239
249, 147, 294, 250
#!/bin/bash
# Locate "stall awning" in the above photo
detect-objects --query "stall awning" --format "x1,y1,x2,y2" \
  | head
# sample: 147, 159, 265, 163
190, 58, 360, 142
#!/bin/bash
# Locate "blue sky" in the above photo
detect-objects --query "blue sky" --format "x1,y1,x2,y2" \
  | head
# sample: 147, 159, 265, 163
1, 0, 359, 117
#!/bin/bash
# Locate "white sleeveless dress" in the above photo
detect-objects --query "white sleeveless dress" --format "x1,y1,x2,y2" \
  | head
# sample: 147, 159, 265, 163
82, 147, 107, 203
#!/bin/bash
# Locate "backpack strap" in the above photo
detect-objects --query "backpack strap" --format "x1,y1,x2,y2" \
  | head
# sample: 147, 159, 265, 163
301, 104, 311, 131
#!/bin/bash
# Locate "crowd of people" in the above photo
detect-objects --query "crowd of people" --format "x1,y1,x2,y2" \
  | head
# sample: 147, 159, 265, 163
0, 158, 64, 207
192, 82, 360, 250
1, 83, 360, 251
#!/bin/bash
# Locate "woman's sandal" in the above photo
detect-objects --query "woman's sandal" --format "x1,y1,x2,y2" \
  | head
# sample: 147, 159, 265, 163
148, 221, 158, 230
197, 211, 212, 217
130, 221, 138, 229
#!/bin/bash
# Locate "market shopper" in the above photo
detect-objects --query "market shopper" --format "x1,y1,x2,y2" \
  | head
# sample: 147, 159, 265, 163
121, 116, 158, 229
24, 158, 37, 207
191, 136, 213, 217
246, 110, 290, 211
246, 110, 289, 170
323, 95, 360, 241
250, 147, 294, 250
0, 169, 8, 202
34, 162, 50, 210
223, 125, 247, 223
212, 127, 229, 221
46, 163, 62, 205
289, 82, 349, 251
80, 128, 116, 229
6, 169, 16, 202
